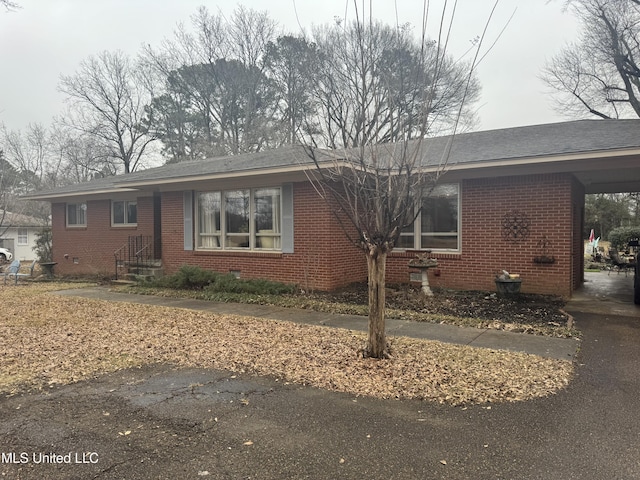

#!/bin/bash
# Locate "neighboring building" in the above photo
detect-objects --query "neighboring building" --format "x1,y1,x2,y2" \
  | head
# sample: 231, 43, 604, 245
23, 120, 640, 297
0, 210, 48, 261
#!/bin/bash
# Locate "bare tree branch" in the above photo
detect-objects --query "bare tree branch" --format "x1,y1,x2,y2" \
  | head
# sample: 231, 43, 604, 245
58, 51, 157, 174
543, 0, 640, 119
0, 0, 19, 12
302, 0, 493, 358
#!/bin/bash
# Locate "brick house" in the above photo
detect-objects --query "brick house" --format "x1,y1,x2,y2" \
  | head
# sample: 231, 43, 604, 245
24, 119, 640, 297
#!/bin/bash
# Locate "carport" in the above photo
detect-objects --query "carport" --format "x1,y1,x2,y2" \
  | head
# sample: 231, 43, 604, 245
570, 150, 640, 307
570, 271, 640, 316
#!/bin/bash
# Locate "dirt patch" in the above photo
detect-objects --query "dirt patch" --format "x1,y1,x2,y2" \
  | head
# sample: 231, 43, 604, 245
324, 284, 567, 323
305, 284, 574, 337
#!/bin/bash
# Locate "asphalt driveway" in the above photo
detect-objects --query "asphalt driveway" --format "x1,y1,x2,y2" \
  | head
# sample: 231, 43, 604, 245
1, 303, 639, 480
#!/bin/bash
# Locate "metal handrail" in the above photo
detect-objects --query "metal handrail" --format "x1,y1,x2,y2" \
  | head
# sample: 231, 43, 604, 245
135, 242, 151, 264
114, 235, 158, 280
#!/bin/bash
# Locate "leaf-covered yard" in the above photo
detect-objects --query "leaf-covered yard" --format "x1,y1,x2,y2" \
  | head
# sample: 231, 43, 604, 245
0, 283, 573, 406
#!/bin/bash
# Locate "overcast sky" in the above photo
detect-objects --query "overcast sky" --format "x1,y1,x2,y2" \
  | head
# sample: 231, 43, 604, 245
0, 0, 580, 134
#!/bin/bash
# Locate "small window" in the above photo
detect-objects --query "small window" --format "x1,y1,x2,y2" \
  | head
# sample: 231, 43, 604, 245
420, 184, 459, 250
67, 203, 87, 227
397, 184, 460, 251
17, 228, 28, 245
112, 200, 137, 226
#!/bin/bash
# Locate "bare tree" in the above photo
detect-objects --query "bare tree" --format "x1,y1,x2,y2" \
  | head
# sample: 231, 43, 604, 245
0, 149, 18, 239
49, 123, 118, 183
141, 5, 280, 160
1, 0, 19, 11
59, 50, 156, 174
0, 124, 58, 223
311, 20, 480, 149
305, 3, 491, 358
543, 0, 640, 119
1, 123, 49, 191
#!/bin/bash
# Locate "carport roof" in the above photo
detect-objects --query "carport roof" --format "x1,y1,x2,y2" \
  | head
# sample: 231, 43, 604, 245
23, 119, 640, 200
413, 118, 640, 165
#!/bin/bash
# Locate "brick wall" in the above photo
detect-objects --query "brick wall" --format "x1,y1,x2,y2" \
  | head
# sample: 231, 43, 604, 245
51, 197, 154, 276
386, 173, 580, 297
51, 173, 582, 296
160, 183, 367, 291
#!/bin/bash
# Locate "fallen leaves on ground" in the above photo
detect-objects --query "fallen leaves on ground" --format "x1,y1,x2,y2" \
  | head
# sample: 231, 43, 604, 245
123, 285, 578, 338
0, 283, 574, 405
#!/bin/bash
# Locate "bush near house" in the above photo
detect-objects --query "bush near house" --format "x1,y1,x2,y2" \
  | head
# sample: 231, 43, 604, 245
33, 228, 53, 263
608, 226, 640, 251
149, 265, 296, 295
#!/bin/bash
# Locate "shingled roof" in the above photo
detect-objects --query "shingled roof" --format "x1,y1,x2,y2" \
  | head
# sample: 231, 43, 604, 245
416, 118, 640, 166
24, 119, 640, 200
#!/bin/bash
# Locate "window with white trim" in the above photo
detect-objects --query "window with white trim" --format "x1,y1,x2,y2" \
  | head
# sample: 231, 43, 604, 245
17, 228, 28, 245
66, 203, 87, 227
196, 187, 282, 250
254, 188, 281, 249
398, 184, 460, 251
197, 192, 221, 248
112, 200, 137, 226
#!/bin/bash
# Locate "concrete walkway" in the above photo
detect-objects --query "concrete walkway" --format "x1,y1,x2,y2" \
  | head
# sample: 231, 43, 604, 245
53, 286, 579, 361
567, 270, 640, 317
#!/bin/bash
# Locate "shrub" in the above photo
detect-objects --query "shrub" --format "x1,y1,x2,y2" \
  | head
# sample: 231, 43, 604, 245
205, 275, 295, 295
608, 226, 640, 251
150, 265, 295, 295
152, 265, 219, 290
33, 228, 53, 263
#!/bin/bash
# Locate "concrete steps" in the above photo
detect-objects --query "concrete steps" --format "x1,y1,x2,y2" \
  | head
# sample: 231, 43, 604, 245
117, 261, 164, 283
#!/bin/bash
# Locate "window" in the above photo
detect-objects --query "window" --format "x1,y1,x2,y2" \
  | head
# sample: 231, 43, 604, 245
254, 188, 281, 249
17, 228, 28, 245
196, 187, 282, 251
398, 184, 459, 251
66, 203, 87, 227
198, 192, 221, 248
112, 200, 137, 226
225, 190, 250, 248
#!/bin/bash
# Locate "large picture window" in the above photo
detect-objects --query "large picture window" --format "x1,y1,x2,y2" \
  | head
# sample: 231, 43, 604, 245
398, 184, 459, 251
66, 203, 87, 227
112, 200, 137, 226
196, 187, 282, 251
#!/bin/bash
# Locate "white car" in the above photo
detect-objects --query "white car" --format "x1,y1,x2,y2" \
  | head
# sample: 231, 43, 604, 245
0, 247, 13, 263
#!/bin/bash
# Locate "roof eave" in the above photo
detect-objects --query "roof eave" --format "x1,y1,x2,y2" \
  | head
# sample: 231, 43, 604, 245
113, 160, 342, 189
441, 146, 640, 172
22, 187, 140, 202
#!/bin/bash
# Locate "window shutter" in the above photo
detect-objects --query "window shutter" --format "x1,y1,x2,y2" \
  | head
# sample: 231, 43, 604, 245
183, 191, 193, 251
281, 183, 294, 253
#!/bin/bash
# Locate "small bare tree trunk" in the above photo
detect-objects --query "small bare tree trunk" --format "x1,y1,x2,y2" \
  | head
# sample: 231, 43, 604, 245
365, 250, 388, 358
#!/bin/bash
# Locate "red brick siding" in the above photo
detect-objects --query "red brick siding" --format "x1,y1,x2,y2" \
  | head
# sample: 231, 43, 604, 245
50, 174, 582, 296
51, 197, 154, 276
387, 173, 579, 297
161, 183, 367, 291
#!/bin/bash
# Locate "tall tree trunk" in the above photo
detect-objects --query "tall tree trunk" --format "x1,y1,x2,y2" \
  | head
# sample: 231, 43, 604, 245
365, 250, 388, 358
